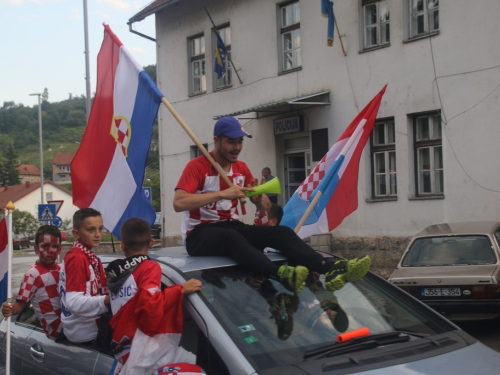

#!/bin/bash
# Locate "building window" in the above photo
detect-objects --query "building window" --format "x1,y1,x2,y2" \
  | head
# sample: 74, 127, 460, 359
362, 0, 389, 49
280, 1, 301, 72
214, 26, 232, 90
409, 0, 439, 38
371, 120, 396, 198
190, 144, 208, 159
189, 35, 206, 95
414, 113, 443, 196
46, 192, 53, 201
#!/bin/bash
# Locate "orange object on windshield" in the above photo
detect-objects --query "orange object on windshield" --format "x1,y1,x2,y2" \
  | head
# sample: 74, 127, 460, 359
336, 327, 370, 343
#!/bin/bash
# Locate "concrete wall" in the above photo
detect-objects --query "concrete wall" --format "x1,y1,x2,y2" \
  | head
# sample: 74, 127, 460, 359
152, 0, 500, 240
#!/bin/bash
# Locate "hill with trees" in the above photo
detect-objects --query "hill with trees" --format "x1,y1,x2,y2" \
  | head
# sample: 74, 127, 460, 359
0, 65, 161, 211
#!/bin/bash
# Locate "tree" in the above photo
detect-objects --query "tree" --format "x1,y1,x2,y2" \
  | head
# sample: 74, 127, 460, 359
12, 210, 39, 237
1, 140, 20, 186
42, 88, 49, 102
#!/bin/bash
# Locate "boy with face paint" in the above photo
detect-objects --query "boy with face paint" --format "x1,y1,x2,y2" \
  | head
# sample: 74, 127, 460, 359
1, 225, 63, 340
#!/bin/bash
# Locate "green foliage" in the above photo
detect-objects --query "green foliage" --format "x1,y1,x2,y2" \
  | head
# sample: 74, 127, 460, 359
1, 139, 20, 186
144, 167, 161, 212
62, 218, 72, 230
12, 210, 39, 237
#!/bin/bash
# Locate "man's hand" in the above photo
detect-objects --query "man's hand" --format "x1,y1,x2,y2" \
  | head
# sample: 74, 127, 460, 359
220, 184, 254, 200
104, 295, 110, 306
182, 279, 203, 295
1, 301, 14, 317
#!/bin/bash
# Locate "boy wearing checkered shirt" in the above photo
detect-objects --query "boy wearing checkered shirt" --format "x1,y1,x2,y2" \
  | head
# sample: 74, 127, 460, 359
1, 225, 63, 340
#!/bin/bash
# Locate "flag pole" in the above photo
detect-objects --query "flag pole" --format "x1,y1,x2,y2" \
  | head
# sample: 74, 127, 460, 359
334, 12, 346, 56
160, 97, 247, 214
5, 201, 15, 375
294, 120, 368, 233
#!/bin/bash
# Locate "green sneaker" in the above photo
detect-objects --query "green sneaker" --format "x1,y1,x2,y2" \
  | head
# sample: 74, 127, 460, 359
324, 256, 371, 292
278, 265, 309, 294
268, 293, 300, 340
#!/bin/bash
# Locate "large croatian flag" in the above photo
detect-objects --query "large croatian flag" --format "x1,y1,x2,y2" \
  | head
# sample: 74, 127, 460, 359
0, 218, 9, 304
71, 25, 163, 239
281, 85, 387, 238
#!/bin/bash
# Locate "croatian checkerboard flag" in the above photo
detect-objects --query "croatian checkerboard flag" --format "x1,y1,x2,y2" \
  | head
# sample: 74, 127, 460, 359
0, 218, 9, 304
281, 85, 387, 238
72, 25, 163, 239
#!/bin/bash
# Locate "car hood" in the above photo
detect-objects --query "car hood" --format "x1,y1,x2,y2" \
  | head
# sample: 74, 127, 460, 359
389, 265, 498, 285
283, 341, 500, 374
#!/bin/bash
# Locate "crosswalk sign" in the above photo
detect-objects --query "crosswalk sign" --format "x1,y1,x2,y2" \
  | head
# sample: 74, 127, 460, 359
39, 204, 56, 221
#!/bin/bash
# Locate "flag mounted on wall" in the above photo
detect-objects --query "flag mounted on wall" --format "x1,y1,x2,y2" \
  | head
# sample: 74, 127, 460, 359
205, 7, 228, 79
322, 0, 335, 46
281, 85, 387, 238
71, 25, 163, 239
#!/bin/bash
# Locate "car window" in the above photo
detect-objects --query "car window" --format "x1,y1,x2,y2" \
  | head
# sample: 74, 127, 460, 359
17, 303, 42, 328
402, 235, 496, 266
185, 265, 448, 371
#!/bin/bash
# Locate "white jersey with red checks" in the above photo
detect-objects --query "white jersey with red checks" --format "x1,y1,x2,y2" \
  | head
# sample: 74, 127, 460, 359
175, 152, 254, 240
17, 262, 61, 339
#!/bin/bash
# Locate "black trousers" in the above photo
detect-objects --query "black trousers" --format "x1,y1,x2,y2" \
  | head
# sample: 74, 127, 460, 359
185, 221, 330, 277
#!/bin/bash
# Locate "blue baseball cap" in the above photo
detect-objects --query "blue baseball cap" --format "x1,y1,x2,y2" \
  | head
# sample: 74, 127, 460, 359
214, 116, 252, 138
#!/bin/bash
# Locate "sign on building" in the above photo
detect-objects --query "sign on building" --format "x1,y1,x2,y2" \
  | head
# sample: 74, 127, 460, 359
273, 115, 304, 135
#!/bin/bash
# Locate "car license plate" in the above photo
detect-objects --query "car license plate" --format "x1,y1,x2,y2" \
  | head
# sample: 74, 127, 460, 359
423, 288, 461, 297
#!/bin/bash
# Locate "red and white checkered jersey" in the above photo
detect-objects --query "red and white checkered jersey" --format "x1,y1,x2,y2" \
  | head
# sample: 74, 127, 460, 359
176, 152, 254, 240
17, 262, 62, 340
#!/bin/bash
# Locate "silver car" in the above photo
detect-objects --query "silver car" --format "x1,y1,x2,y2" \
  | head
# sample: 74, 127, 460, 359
3, 246, 500, 374
389, 221, 500, 321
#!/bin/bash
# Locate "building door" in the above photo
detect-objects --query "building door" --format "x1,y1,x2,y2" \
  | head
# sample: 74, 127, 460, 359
284, 151, 313, 201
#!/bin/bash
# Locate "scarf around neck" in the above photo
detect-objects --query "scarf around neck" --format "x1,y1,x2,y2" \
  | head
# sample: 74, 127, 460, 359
73, 239, 103, 290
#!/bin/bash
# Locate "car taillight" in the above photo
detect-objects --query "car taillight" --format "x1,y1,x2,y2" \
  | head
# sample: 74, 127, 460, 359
471, 285, 500, 299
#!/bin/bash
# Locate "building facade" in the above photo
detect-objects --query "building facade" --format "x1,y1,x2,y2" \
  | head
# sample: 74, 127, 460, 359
52, 152, 75, 184
16, 164, 41, 184
130, 0, 500, 241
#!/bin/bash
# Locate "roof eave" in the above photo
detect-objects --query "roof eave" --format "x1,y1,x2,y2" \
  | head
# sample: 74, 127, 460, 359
128, 0, 182, 25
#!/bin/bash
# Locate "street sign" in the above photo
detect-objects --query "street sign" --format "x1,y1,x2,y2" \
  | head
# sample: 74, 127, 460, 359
47, 200, 64, 215
143, 187, 152, 201
38, 204, 56, 221
51, 216, 63, 228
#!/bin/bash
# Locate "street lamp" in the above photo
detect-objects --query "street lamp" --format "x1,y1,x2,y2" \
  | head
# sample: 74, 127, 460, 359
29, 93, 44, 204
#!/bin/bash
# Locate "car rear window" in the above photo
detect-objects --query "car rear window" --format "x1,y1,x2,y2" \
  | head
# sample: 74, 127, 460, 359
402, 235, 497, 266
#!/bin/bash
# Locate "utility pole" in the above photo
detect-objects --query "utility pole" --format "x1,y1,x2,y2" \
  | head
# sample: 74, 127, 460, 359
29, 93, 44, 204
83, 0, 91, 122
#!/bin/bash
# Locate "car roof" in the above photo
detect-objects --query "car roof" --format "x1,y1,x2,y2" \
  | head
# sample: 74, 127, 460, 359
415, 221, 500, 237
99, 245, 289, 273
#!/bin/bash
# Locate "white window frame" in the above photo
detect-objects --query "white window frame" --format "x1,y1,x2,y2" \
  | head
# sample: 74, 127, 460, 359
408, 0, 439, 39
188, 34, 206, 95
414, 113, 443, 196
213, 26, 232, 90
371, 120, 397, 198
279, 1, 301, 72
362, 0, 390, 49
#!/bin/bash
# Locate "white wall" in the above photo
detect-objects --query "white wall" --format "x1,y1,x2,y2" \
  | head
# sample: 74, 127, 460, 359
153, 0, 500, 238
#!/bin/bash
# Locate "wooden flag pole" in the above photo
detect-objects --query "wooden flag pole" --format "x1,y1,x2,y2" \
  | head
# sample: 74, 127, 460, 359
294, 192, 323, 234
334, 13, 347, 56
161, 97, 247, 214
5, 201, 15, 375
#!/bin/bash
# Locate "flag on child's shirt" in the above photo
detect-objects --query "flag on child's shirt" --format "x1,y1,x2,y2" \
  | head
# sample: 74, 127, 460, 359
281, 85, 387, 238
0, 218, 9, 303
110, 285, 190, 375
321, 0, 335, 46
71, 25, 163, 239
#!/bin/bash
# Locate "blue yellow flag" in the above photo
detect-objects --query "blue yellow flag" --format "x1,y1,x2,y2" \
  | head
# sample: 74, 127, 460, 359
321, 0, 335, 46
204, 7, 228, 79
214, 32, 228, 79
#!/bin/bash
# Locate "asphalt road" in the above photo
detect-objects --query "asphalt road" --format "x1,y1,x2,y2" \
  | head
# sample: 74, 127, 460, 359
3, 254, 500, 354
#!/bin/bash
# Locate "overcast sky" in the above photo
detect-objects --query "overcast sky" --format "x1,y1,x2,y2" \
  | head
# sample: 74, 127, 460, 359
0, 0, 157, 107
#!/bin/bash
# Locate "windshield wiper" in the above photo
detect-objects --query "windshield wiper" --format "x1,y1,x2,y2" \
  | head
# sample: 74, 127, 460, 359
303, 331, 427, 359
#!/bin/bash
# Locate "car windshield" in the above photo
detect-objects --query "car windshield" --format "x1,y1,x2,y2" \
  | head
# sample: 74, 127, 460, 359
186, 265, 449, 370
402, 235, 496, 266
